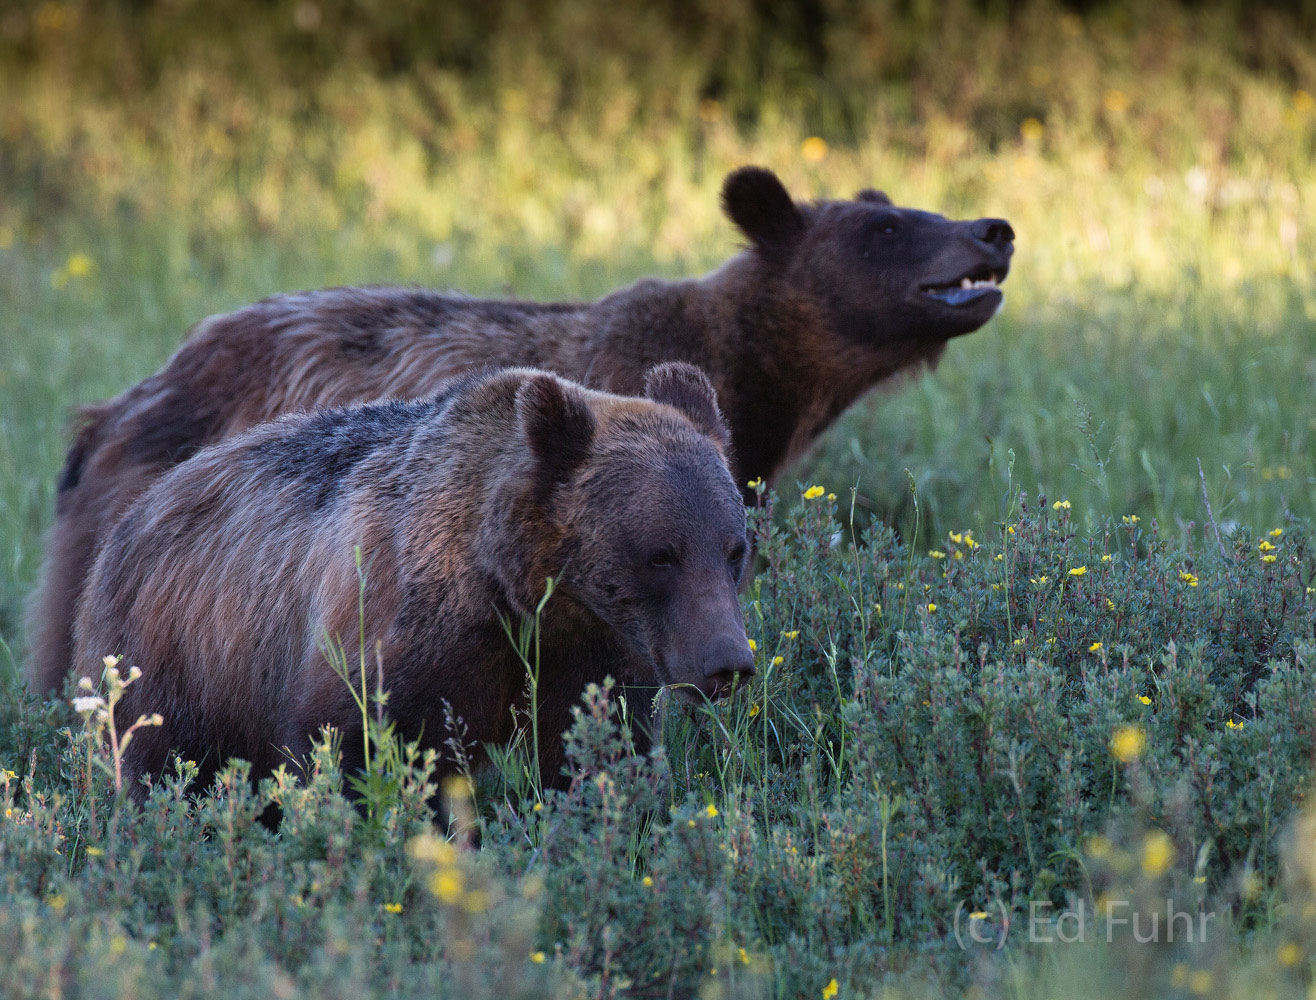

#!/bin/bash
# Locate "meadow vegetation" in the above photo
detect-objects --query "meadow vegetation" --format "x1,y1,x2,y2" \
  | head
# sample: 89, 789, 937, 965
2, 1, 1315, 996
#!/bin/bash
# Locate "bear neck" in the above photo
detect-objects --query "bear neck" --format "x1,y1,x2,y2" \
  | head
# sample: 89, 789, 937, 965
688, 253, 899, 497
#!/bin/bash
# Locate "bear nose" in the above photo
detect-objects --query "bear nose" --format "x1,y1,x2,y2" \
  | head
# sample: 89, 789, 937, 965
971, 218, 1015, 248
701, 634, 757, 687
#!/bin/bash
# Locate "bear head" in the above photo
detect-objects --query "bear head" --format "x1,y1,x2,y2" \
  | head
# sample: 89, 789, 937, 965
721, 165, 1015, 357
495, 362, 754, 702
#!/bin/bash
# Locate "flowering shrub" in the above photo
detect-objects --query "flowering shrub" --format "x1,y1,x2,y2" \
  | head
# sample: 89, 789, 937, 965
3, 488, 1314, 997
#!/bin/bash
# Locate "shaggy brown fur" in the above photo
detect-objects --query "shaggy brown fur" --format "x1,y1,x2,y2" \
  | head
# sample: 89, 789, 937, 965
32, 166, 1013, 693
73, 363, 753, 801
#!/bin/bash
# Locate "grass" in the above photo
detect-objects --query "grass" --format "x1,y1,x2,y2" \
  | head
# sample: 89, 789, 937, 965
2, 0, 1316, 995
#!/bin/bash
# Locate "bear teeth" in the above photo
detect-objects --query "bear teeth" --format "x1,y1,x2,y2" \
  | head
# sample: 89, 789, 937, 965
959, 277, 998, 289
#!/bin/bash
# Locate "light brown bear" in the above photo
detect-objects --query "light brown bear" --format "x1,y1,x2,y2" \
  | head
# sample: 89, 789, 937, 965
73, 363, 753, 800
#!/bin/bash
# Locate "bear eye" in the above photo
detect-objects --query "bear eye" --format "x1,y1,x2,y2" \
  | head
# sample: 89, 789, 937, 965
875, 214, 899, 236
727, 541, 748, 567
648, 546, 679, 569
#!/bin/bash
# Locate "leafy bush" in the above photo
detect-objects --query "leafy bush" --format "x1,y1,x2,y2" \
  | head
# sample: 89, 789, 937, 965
3, 489, 1315, 997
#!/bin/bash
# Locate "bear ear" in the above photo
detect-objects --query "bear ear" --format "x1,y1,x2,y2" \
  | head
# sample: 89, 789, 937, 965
856, 188, 892, 205
516, 374, 596, 493
721, 166, 804, 258
643, 362, 731, 451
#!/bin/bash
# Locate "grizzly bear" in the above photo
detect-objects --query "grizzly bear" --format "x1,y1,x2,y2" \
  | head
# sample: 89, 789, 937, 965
32, 165, 1013, 693
72, 363, 754, 801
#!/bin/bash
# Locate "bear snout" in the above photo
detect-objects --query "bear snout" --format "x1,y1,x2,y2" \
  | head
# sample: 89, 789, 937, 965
970, 217, 1015, 251
699, 632, 757, 695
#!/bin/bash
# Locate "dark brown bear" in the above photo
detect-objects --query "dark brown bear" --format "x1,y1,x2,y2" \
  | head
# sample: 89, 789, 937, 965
33, 166, 1013, 693
72, 363, 754, 801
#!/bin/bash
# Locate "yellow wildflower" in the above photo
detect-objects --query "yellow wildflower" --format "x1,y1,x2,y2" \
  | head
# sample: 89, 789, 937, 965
86, 846, 104, 857
642, 876, 653, 887
949, 531, 963, 544
1270, 528, 1284, 537
1141, 830, 1174, 877
1103, 89, 1129, 114
533, 801, 543, 813
748, 703, 760, 718
430, 868, 464, 904
826, 493, 836, 502
1101, 554, 1111, 562
801, 137, 828, 163
1069, 566, 1087, 577
1262, 554, 1277, 563
1188, 970, 1212, 995
929, 550, 946, 559
688, 819, 696, 828
1259, 540, 1276, 552
821, 978, 839, 999
747, 638, 757, 652
1089, 641, 1102, 652
802, 485, 825, 500
1110, 724, 1146, 762
746, 478, 762, 489
1180, 571, 1199, 587
783, 630, 799, 640
1138, 695, 1151, 705
66, 253, 93, 278
1053, 499, 1071, 510
1122, 514, 1139, 525
1277, 942, 1302, 967
772, 655, 784, 666
383, 902, 403, 914
531, 951, 546, 964
705, 804, 719, 819
1226, 718, 1244, 730
927, 603, 937, 613
739, 947, 751, 966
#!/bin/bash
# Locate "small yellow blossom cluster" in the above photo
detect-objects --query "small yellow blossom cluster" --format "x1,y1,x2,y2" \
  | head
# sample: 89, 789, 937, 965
1141, 830, 1175, 877
802, 485, 825, 500
1052, 499, 1071, 511
801, 137, 828, 163
51, 252, 94, 290
1258, 533, 1282, 563
409, 834, 489, 913
1110, 724, 1146, 763
950, 530, 975, 547
1179, 570, 1199, 587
